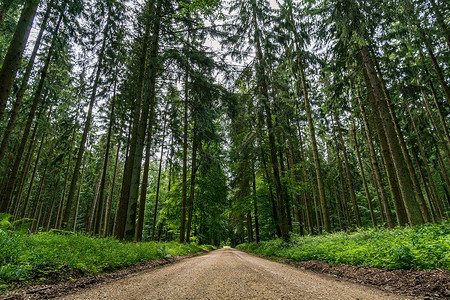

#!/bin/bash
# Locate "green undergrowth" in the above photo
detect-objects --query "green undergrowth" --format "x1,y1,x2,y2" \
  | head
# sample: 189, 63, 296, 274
0, 231, 214, 289
237, 221, 450, 270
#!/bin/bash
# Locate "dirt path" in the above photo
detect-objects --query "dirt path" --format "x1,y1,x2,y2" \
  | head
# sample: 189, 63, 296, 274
60, 248, 412, 299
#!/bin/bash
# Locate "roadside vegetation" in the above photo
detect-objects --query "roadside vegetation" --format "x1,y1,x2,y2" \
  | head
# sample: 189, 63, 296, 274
237, 221, 450, 270
0, 227, 213, 291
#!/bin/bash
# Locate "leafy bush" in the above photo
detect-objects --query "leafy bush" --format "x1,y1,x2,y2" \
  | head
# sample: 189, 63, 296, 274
236, 221, 450, 270
0, 231, 213, 284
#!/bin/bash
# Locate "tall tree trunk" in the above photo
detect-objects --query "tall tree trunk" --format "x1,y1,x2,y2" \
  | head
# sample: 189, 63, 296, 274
115, 6, 152, 240
358, 92, 395, 228
331, 120, 351, 227
121, 0, 162, 240
351, 123, 377, 227
55, 127, 76, 229
334, 114, 362, 227
360, 46, 422, 225
180, 73, 189, 243
416, 24, 450, 103
287, 139, 304, 235
103, 140, 121, 237
246, 211, 253, 242
0, 2, 51, 163
11, 115, 41, 217
72, 162, 85, 232
260, 145, 281, 237
252, 5, 289, 239
295, 122, 314, 233
373, 57, 431, 222
19, 131, 46, 218
421, 83, 450, 164
94, 89, 116, 235
62, 15, 109, 229
185, 123, 198, 243
252, 163, 260, 243
0, 80, 49, 213
0, 0, 40, 121
88, 161, 105, 233
404, 99, 444, 220
0, 9, 60, 212
150, 124, 167, 241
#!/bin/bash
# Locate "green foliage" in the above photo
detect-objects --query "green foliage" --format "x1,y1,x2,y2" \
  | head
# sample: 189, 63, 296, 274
0, 232, 213, 284
237, 221, 450, 270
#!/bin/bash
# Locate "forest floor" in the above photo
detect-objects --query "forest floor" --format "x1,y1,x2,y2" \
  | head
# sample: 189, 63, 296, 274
2, 248, 435, 299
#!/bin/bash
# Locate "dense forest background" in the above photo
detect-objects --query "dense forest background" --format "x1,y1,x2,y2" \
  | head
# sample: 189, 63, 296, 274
0, 0, 448, 246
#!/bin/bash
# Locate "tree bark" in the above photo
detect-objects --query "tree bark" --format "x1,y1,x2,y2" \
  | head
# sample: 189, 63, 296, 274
0, 2, 52, 164
358, 92, 395, 228
122, 0, 162, 240
360, 46, 421, 225
0, 0, 40, 121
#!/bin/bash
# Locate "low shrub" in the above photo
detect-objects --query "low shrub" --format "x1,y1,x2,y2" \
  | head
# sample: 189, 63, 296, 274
236, 221, 450, 270
0, 231, 213, 284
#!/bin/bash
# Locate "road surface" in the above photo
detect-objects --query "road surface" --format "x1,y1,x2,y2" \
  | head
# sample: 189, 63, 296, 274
61, 248, 411, 299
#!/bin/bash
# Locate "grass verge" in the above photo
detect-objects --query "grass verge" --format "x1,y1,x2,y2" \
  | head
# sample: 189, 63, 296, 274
0, 231, 214, 292
236, 221, 450, 270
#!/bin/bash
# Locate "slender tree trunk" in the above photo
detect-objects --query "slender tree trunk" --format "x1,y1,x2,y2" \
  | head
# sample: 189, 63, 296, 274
334, 115, 362, 227
0, 9, 60, 212
358, 92, 395, 228
12, 117, 40, 217
0, 0, 40, 121
332, 182, 343, 230
0, 2, 51, 163
421, 84, 450, 164
103, 140, 121, 237
246, 211, 253, 242
94, 90, 116, 235
404, 100, 444, 220
279, 147, 293, 231
295, 122, 314, 233
416, 24, 450, 103
425, 73, 450, 155
288, 139, 304, 235
19, 131, 46, 218
180, 74, 189, 243
351, 123, 376, 227
252, 164, 260, 243
121, 0, 162, 240
252, 6, 289, 239
88, 162, 105, 233
186, 123, 198, 243
115, 5, 152, 240
55, 127, 76, 229
72, 162, 85, 232
331, 120, 351, 227
62, 15, 109, 229
311, 176, 321, 233
260, 145, 281, 237
150, 126, 167, 241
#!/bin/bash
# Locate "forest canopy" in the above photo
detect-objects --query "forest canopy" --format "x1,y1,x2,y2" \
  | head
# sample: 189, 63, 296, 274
0, 0, 448, 246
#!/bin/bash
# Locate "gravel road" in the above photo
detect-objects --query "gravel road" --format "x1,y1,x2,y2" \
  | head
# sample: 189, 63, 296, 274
61, 248, 412, 299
